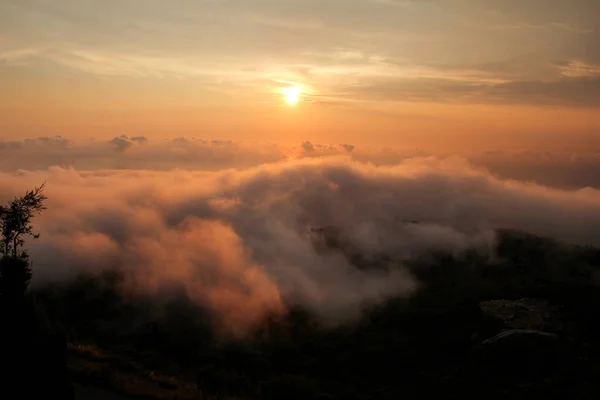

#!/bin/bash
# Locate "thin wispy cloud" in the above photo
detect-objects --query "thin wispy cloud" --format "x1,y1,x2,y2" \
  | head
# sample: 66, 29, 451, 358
1, 0, 599, 107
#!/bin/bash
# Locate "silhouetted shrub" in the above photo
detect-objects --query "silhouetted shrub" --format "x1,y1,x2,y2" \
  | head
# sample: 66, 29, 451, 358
0, 183, 46, 302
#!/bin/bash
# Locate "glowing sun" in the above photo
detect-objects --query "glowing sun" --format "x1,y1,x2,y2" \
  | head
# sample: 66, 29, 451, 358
281, 86, 301, 105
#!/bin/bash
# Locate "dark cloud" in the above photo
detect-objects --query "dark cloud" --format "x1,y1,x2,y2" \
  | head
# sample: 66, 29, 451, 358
0, 136, 292, 171
0, 136, 71, 150
341, 144, 355, 153
336, 73, 600, 106
301, 141, 315, 152
111, 135, 136, 153
405, 55, 562, 81
172, 137, 190, 144
339, 77, 485, 103
583, 28, 600, 64
0, 140, 24, 150
131, 136, 148, 144
486, 76, 600, 106
30, 136, 71, 148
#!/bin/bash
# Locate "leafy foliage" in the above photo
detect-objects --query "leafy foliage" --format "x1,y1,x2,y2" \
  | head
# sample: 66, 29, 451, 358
0, 184, 75, 399
0, 183, 47, 300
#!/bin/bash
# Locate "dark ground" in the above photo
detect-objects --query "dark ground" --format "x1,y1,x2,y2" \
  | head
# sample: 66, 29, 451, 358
5, 229, 600, 399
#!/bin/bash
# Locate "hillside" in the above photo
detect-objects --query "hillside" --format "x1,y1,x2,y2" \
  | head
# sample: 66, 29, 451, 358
28, 229, 600, 399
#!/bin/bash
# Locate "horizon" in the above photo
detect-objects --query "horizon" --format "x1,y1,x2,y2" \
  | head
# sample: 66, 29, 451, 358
1, 0, 599, 152
3, 3, 600, 398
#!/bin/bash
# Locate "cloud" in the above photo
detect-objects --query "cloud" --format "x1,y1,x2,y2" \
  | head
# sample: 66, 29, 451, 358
2, 0, 599, 108
110, 136, 131, 152
0, 135, 71, 150
0, 136, 289, 172
210, 139, 233, 146
333, 72, 600, 106
485, 75, 600, 106
110, 135, 149, 153
301, 141, 315, 152
558, 60, 600, 78
1, 156, 600, 335
472, 149, 600, 190
172, 137, 191, 144
2, 137, 600, 190
0, 140, 24, 150
131, 136, 148, 144
341, 144, 355, 153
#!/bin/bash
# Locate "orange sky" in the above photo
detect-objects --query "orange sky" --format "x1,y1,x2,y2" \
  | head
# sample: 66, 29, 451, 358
1, 0, 599, 152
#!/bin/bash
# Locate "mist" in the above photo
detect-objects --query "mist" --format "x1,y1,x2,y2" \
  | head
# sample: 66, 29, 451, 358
1, 155, 600, 334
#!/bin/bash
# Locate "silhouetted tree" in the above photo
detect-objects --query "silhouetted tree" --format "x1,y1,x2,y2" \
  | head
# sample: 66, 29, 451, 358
0, 183, 47, 302
0, 184, 74, 400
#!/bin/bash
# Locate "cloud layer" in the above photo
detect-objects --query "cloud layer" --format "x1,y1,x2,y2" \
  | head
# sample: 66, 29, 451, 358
2, 136, 600, 190
1, 156, 600, 335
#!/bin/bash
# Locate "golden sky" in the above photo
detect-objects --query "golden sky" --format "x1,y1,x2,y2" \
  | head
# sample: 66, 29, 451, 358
1, 0, 599, 151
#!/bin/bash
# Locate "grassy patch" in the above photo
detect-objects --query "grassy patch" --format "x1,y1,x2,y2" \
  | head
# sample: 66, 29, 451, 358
68, 343, 216, 400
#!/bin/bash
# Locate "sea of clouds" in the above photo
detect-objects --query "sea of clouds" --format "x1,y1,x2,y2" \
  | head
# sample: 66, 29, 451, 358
1, 136, 600, 334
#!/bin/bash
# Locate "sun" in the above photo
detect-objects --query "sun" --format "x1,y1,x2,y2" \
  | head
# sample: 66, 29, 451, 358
281, 86, 301, 105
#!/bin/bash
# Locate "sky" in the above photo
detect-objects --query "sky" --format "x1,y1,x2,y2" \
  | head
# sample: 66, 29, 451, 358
1, 0, 599, 151
2, 1, 600, 334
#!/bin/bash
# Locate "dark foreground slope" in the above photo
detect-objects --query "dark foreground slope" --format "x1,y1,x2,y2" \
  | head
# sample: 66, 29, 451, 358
26, 230, 600, 399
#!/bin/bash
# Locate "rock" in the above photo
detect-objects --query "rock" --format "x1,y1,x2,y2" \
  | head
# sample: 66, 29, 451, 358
479, 298, 563, 332
471, 329, 573, 379
481, 329, 559, 344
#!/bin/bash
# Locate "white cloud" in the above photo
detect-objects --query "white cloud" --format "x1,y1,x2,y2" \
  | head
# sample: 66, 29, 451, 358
1, 156, 600, 334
